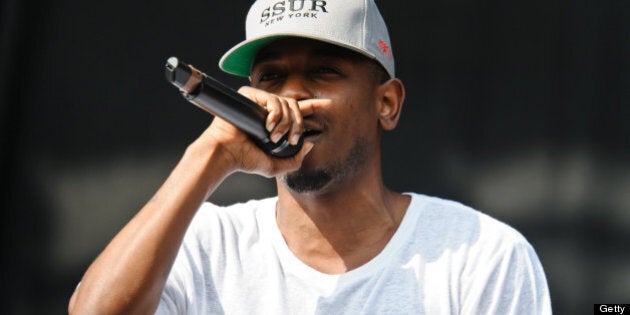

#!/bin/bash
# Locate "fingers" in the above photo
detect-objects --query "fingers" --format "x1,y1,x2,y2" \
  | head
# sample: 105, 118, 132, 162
264, 98, 333, 144
237, 86, 330, 146
287, 98, 303, 145
239, 86, 302, 146
297, 99, 318, 117
266, 96, 306, 145
214, 86, 330, 176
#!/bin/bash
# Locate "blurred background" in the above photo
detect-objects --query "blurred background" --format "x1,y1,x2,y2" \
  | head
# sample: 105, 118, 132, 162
1, 0, 628, 313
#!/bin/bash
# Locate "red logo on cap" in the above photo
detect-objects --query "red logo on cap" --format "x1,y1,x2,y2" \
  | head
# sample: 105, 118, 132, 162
378, 39, 392, 60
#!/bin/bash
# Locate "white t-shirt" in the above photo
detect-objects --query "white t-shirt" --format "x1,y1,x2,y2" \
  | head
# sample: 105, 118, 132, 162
156, 193, 551, 314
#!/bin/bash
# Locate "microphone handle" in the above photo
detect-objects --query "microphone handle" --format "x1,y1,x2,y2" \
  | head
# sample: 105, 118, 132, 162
165, 57, 303, 158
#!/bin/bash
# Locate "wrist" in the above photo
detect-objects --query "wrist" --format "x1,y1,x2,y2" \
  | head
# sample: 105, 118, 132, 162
184, 136, 238, 182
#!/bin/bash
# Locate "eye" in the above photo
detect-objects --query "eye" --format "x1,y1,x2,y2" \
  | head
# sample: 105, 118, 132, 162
313, 67, 337, 75
309, 66, 343, 80
259, 72, 281, 82
252, 65, 285, 84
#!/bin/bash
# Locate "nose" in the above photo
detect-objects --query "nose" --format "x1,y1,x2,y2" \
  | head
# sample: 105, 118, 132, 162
277, 75, 312, 101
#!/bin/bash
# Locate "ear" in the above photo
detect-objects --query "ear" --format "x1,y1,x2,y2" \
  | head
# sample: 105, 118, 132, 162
376, 78, 405, 131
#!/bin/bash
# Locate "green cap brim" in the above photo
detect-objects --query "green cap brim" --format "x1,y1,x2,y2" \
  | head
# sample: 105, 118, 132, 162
219, 36, 282, 77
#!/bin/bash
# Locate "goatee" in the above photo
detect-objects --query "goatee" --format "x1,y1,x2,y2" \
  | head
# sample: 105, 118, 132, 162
280, 137, 368, 193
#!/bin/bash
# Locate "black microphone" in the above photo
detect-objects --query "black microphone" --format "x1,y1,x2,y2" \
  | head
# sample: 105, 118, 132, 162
164, 56, 303, 158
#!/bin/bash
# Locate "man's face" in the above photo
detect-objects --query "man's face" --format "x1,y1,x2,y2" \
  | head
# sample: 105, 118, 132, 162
250, 38, 384, 194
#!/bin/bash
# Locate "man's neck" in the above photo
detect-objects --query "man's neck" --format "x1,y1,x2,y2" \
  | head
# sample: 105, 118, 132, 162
275, 179, 411, 274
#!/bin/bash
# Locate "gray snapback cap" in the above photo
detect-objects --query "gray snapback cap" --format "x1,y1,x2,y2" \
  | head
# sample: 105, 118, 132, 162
219, 0, 395, 78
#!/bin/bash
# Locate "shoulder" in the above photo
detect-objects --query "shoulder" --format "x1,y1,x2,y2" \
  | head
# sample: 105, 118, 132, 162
405, 193, 534, 259
194, 197, 277, 222
409, 193, 528, 238
406, 193, 551, 312
185, 197, 277, 240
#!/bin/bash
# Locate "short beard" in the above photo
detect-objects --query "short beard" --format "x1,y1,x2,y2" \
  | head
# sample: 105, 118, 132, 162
280, 137, 368, 193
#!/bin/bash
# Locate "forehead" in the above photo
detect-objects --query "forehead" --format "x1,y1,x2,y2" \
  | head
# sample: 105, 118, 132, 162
253, 37, 370, 66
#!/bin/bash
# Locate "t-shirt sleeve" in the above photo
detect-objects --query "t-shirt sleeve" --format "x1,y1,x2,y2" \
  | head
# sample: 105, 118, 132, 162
154, 201, 231, 314
461, 237, 552, 315
155, 283, 184, 314
155, 258, 189, 314
154, 207, 204, 314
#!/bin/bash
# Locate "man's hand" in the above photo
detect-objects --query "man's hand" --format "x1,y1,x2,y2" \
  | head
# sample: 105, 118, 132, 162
196, 86, 318, 178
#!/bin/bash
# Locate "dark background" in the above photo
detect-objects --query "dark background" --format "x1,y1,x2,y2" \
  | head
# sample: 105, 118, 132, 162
1, 0, 628, 314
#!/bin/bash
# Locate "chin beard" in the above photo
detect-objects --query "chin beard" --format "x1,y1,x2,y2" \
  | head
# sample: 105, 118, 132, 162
280, 169, 332, 193
280, 137, 368, 193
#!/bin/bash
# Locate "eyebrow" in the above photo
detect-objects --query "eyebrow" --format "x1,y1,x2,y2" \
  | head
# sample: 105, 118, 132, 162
253, 51, 281, 65
253, 46, 361, 66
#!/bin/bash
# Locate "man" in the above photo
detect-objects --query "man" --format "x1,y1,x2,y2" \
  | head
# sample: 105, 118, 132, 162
69, 0, 552, 314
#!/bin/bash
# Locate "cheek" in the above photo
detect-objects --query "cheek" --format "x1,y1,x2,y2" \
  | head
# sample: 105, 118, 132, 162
346, 91, 378, 118
336, 92, 374, 115
333, 96, 379, 138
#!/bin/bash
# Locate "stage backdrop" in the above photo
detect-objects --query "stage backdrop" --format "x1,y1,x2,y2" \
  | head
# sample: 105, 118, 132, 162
1, 0, 628, 313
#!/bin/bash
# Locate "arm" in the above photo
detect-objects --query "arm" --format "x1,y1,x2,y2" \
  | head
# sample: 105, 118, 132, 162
68, 87, 314, 315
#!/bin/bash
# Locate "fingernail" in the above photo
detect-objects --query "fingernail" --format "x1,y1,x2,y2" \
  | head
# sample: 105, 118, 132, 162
271, 132, 282, 143
267, 122, 276, 132
291, 134, 301, 145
